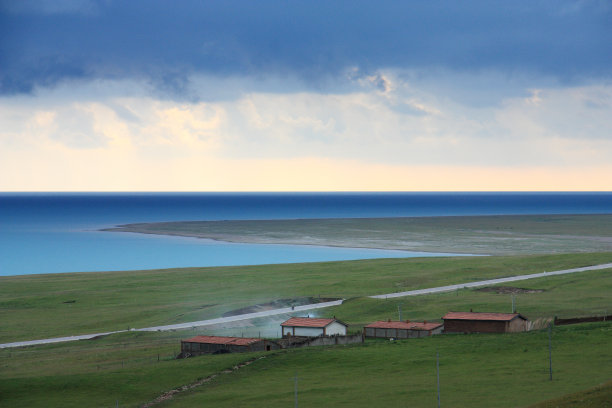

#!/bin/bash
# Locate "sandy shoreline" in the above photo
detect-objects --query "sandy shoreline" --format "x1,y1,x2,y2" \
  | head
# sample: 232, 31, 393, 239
104, 225, 461, 254
103, 214, 612, 256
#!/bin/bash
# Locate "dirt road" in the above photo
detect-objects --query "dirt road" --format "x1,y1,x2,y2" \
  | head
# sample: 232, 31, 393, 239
368, 262, 612, 299
2, 262, 611, 349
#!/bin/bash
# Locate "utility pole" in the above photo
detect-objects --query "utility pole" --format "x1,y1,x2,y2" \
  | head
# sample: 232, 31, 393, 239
398, 303, 402, 321
548, 322, 553, 381
294, 373, 298, 408
436, 352, 441, 408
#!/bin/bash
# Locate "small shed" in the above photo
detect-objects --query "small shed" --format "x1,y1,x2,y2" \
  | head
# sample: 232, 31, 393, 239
281, 317, 347, 337
364, 320, 443, 339
442, 311, 528, 334
181, 335, 281, 356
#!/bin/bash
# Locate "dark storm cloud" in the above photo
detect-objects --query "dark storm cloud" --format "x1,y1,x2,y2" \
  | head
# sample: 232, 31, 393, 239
1, 0, 611, 95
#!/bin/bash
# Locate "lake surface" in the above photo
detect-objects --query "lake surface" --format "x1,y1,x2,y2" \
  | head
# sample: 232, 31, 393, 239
2, 192, 612, 276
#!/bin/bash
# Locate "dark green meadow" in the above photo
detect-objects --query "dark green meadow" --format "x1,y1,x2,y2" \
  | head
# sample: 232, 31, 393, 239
326, 266, 612, 330
2, 252, 612, 343
3, 322, 609, 407
1, 252, 611, 407
0, 333, 259, 407
529, 379, 612, 408
159, 322, 612, 408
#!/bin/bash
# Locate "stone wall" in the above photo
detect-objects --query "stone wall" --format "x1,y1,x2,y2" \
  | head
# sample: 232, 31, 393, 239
279, 333, 363, 349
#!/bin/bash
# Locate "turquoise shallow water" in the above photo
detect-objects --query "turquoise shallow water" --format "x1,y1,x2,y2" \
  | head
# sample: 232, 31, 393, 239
2, 192, 611, 276
1, 227, 439, 276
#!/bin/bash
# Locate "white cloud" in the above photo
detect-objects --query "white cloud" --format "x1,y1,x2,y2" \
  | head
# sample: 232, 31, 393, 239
1, 72, 611, 190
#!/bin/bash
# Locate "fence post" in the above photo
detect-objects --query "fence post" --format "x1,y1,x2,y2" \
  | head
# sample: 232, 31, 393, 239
436, 351, 441, 408
294, 373, 298, 408
548, 322, 553, 381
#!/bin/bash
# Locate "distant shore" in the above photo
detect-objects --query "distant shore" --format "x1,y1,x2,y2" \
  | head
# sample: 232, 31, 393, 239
104, 214, 612, 256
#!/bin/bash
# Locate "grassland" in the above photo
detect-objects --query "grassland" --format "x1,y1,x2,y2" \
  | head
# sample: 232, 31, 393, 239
2, 253, 612, 343
1, 253, 611, 407
159, 322, 612, 408
1, 322, 610, 407
0, 332, 261, 408
529, 380, 612, 408
107, 214, 612, 255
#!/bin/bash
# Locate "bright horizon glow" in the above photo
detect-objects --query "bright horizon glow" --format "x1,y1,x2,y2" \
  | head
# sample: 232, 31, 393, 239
3, 162, 612, 192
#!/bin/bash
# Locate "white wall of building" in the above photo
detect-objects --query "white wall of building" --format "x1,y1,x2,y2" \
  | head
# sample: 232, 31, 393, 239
294, 326, 325, 337
282, 321, 347, 337
325, 321, 347, 336
283, 326, 324, 336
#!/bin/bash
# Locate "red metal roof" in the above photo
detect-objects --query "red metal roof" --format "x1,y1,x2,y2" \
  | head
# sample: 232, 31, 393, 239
182, 335, 262, 346
442, 312, 526, 321
281, 317, 346, 328
365, 320, 443, 331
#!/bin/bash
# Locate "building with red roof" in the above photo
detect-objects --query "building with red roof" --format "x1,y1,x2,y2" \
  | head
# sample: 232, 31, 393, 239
364, 320, 443, 339
281, 316, 347, 337
181, 335, 281, 356
442, 311, 528, 333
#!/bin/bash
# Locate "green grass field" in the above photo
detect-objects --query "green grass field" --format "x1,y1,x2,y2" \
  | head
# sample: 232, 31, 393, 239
2, 322, 609, 407
0, 334, 259, 408
2, 252, 612, 343
1, 253, 611, 407
159, 322, 612, 408
529, 380, 612, 408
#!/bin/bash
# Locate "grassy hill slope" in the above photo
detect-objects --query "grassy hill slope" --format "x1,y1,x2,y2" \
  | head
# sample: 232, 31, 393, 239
2, 252, 612, 343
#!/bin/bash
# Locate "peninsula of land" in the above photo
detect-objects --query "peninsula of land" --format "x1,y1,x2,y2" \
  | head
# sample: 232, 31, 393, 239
105, 214, 612, 255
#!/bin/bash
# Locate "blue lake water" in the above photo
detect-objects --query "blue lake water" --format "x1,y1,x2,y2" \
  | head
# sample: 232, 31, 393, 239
2, 192, 612, 276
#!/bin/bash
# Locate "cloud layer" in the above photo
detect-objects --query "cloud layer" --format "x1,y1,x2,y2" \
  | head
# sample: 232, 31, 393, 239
1, 1, 611, 191
2, 0, 611, 95
2, 72, 611, 190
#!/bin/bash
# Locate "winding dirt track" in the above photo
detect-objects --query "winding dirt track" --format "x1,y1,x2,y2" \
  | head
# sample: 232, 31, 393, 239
140, 355, 266, 408
0, 300, 343, 349
369, 262, 612, 299
2, 262, 611, 349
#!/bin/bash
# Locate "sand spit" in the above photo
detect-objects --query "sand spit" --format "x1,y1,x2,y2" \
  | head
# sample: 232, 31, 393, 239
106, 214, 612, 255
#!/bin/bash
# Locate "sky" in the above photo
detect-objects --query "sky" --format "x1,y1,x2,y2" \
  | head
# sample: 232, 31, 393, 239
1, 0, 611, 191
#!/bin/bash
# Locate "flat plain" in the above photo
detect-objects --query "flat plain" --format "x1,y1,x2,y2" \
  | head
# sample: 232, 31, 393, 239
1, 253, 612, 406
2, 252, 612, 344
2, 214, 612, 407
108, 214, 612, 255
